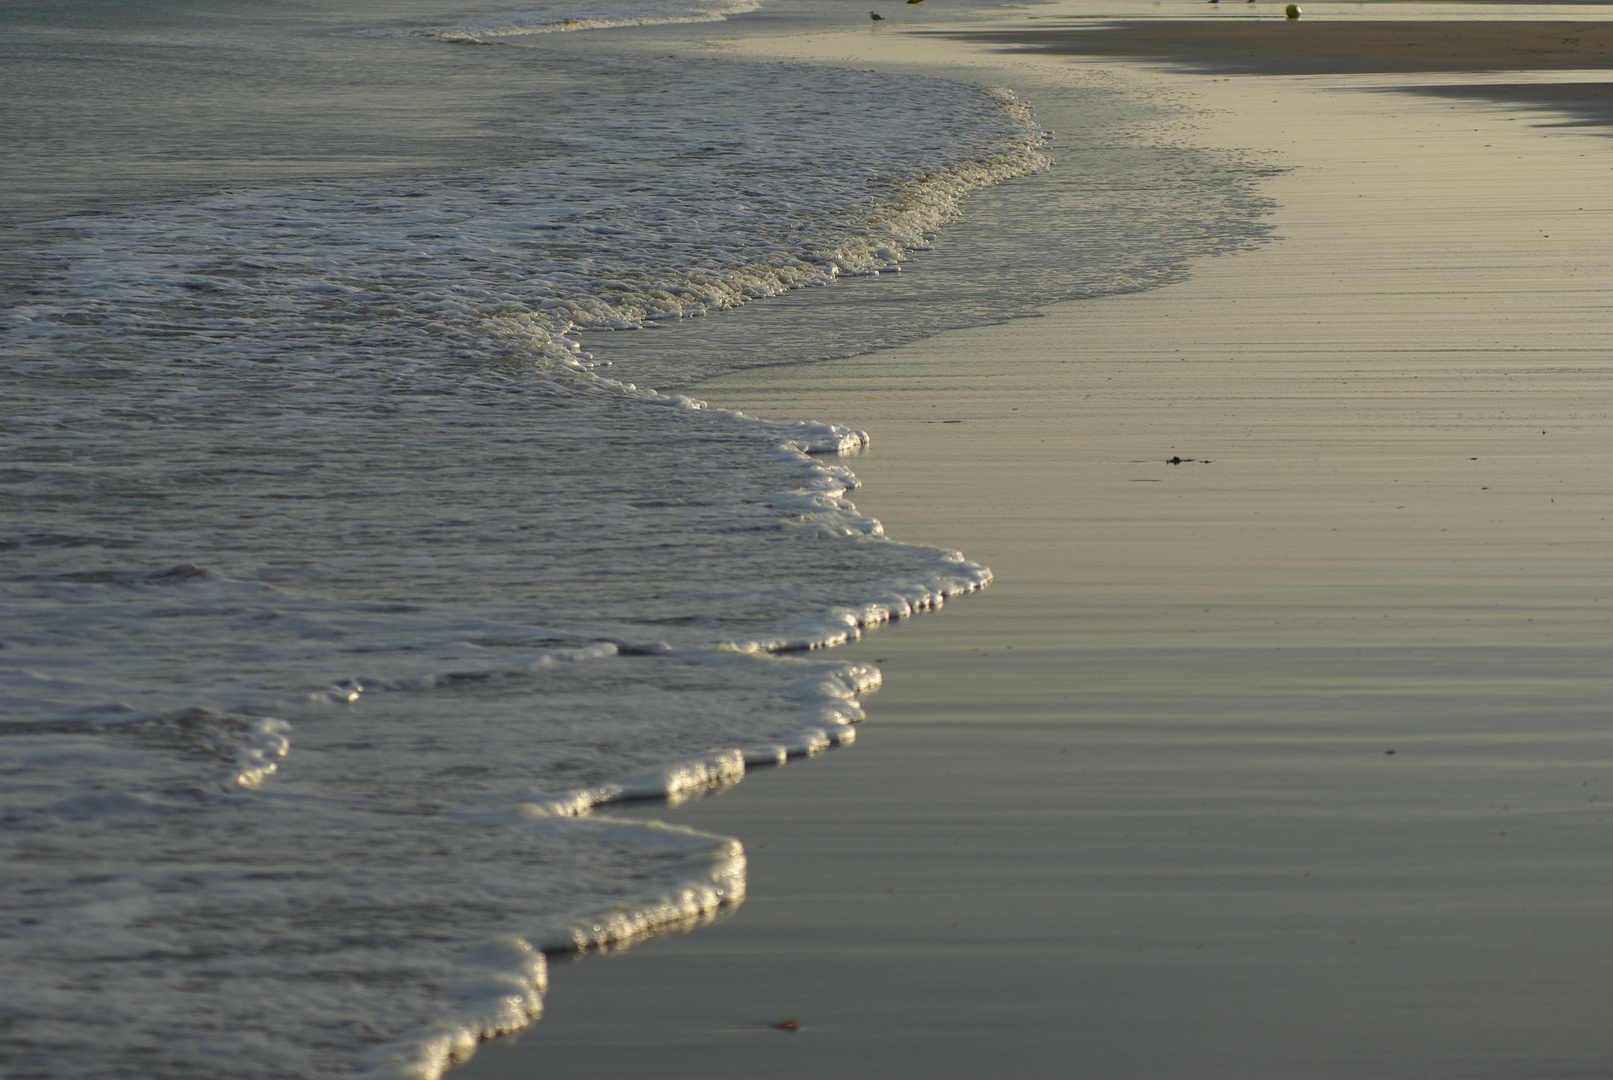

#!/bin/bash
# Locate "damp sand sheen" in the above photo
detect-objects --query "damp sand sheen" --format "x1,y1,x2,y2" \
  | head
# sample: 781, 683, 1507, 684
454, 13, 1613, 1080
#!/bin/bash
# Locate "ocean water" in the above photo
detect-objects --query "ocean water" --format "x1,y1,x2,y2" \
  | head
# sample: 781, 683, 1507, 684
0, 2, 1273, 1077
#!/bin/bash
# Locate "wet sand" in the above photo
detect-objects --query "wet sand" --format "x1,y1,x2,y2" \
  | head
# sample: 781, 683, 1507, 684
963, 19, 1613, 74
453, 17, 1613, 1080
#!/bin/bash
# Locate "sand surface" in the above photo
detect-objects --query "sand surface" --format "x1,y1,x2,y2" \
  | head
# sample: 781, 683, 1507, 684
454, 19, 1613, 1080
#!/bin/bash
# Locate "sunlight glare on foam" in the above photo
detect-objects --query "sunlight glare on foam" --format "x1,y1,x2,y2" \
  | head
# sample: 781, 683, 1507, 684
532, 825, 747, 954
397, 0, 765, 42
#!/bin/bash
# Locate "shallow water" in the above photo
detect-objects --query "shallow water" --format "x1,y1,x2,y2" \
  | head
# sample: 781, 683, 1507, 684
0, 1, 1274, 1075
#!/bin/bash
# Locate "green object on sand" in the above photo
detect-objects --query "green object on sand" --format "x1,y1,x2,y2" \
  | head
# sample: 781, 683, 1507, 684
1285, 3, 1301, 16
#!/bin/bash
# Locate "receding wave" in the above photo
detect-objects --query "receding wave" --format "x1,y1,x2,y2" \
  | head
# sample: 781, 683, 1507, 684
0, 54, 1035, 1080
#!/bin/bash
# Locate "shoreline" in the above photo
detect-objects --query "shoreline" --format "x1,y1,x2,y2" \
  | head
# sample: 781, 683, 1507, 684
453, 15, 1613, 1080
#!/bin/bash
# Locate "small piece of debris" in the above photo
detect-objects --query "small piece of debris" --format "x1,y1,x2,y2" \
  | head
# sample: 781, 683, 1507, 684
771, 1018, 800, 1032
1384, 749, 1396, 755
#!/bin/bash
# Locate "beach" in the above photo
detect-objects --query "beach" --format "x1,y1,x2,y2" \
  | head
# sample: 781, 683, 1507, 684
454, 12, 1613, 1080
7, 2, 1613, 1075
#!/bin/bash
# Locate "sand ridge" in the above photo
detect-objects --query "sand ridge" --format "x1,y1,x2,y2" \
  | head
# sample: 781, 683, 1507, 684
958, 19, 1613, 73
